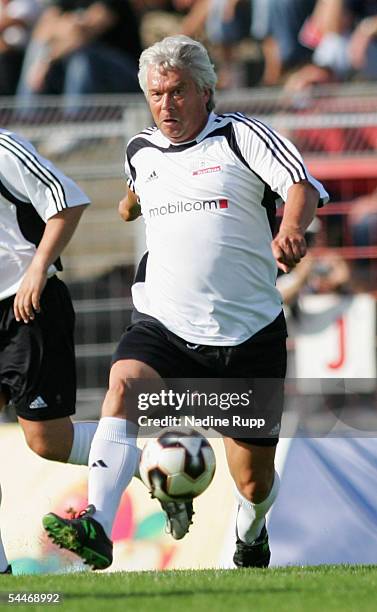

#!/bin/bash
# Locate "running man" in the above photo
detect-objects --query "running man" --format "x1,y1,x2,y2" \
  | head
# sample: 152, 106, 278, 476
43, 35, 328, 570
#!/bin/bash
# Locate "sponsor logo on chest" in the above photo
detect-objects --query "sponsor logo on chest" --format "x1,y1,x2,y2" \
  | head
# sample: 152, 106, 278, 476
191, 158, 222, 177
149, 198, 228, 217
192, 164, 222, 176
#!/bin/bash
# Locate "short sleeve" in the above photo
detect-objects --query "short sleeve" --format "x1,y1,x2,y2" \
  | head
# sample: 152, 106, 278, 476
0, 131, 90, 221
233, 115, 328, 205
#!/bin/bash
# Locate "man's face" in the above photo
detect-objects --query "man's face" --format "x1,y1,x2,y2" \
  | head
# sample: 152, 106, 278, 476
146, 65, 210, 143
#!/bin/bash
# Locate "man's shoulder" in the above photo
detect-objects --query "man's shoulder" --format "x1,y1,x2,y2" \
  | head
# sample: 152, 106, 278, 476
0, 129, 37, 162
0, 129, 21, 147
210, 111, 250, 127
128, 126, 158, 144
205, 112, 258, 139
126, 126, 160, 157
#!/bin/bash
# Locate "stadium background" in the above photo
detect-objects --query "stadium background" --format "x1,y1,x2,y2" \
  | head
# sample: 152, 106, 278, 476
0, 83, 376, 573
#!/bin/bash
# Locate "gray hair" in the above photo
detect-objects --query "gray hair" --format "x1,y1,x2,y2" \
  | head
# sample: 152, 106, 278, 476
138, 35, 217, 112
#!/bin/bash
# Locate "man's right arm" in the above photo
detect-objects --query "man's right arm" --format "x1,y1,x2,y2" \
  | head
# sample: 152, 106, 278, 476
119, 187, 142, 222
14, 205, 88, 323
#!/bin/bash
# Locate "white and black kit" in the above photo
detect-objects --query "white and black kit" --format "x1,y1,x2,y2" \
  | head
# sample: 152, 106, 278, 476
117, 112, 329, 444
0, 130, 90, 420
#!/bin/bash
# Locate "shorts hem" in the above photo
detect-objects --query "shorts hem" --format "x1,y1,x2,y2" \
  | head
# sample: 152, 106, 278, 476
231, 436, 279, 447
111, 351, 167, 377
15, 408, 76, 422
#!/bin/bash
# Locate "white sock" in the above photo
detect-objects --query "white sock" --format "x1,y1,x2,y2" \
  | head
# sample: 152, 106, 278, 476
67, 421, 143, 473
88, 417, 139, 538
235, 471, 280, 544
0, 485, 9, 572
68, 421, 98, 465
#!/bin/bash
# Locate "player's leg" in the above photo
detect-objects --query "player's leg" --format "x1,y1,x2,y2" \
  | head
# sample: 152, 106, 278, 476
42, 321, 198, 568
43, 357, 159, 570
224, 438, 279, 568
85, 323, 198, 544
87, 357, 160, 536
87, 357, 193, 541
0, 484, 12, 574
17, 416, 98, 465
14, 277, 98, 466
224, 314, 287, 567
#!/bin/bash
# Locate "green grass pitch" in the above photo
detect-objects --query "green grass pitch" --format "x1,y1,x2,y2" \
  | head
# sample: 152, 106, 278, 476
1, 566, 377, 612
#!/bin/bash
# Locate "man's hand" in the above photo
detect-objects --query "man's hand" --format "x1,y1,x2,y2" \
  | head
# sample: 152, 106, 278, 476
13, 261, 48, 323
271, 226, 307, 273
273, 180, 320, 273
119, 188, 142, 221
13, 205, 88, 323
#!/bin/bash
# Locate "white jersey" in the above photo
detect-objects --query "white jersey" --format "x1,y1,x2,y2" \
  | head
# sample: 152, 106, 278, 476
0, 130, 90, 301
125, 112, 329, 346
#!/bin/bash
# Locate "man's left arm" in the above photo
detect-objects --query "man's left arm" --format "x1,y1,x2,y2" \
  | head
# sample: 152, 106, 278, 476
13, 205, 88, 323
271, 180, 320, 274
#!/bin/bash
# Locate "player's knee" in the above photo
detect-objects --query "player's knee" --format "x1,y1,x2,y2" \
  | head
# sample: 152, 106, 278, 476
25, 433, 67, 462
102, 379, 128, 417
103, 361, 161, 418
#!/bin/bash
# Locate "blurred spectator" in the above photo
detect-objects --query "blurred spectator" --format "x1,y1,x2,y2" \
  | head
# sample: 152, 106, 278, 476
252, 0, 316, 84
305, 252, 351, 295
180, 0, 210, 38
0, 0, 41, 95
205, 0, 250, 44
277, 219, 351, 314
349, 188, 377, 247
285, 0, 377, 92
202, 0, 252, 88
195, 0, 319, 87
348, 188, 377, 291
135, 0, 203, 48
16, 0, 142, 102
206, 0, 253, 87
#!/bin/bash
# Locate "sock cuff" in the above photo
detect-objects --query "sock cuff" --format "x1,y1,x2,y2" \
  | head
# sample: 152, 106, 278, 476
234, 470, 280, 516
68, 421, 98, 465
96, 417, 138, 444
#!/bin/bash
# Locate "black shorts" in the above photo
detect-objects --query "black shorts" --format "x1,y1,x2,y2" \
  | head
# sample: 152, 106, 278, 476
112, 311, 287, 446
0, 276, 76, 421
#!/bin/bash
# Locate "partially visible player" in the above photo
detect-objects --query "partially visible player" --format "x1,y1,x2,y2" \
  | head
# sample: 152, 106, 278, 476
0, 129, 98, 466
42, 35, 328, 571
0, 484, 11, 574
0, 132, 95, 577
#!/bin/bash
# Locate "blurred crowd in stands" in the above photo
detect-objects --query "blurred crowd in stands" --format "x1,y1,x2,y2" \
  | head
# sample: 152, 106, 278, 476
0, 0, 375, 99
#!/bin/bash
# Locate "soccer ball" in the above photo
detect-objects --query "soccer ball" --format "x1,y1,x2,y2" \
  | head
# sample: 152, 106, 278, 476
140, 430, 216, 502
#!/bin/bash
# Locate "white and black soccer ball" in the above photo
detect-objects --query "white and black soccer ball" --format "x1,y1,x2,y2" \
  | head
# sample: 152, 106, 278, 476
140, 430, 216, 502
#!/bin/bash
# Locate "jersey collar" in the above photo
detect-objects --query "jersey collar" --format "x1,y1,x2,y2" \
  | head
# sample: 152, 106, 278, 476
157, 112, 218, 148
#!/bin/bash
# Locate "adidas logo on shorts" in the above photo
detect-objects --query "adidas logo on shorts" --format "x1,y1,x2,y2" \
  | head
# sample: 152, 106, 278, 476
29, 396, 48, 409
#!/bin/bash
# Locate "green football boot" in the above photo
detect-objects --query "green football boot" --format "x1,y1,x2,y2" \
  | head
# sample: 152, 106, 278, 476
42, 504, 113, 570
